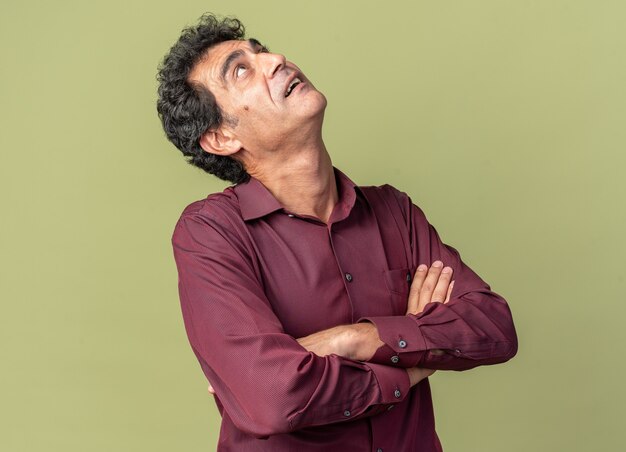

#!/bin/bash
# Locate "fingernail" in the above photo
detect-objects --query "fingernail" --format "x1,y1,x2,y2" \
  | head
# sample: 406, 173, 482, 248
432, 260, 443, 268
442, 266, 452, 274
417, 264, 427, 272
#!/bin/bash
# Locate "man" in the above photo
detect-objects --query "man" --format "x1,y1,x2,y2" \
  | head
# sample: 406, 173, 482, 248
157, 13, 517, 452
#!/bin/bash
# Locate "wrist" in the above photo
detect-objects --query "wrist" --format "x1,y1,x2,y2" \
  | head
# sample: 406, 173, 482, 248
348, 322, 384, 361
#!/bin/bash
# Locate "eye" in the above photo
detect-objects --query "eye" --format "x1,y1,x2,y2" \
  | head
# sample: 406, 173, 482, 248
235, 64, 247, 78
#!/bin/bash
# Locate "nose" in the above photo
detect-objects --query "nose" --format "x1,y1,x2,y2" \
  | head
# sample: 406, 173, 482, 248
260, 52, 286, 78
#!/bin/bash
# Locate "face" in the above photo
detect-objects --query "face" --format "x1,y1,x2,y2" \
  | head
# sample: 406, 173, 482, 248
189, 38, 327, 156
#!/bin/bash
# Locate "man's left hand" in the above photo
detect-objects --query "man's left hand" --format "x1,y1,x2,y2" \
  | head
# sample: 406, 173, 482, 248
297, 322, 383, 361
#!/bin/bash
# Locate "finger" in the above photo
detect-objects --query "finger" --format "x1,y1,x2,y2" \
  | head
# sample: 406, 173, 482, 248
417, 261, 444, 312
208, 384, 215, 395
408, 366, 438, 386
431, 266, 453, 303
415, 368, 428, 384
406, 264, 428, 314
444, 280, 455, 304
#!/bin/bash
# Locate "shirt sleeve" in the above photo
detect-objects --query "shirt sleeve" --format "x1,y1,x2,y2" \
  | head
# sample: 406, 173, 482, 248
172, 207, 410, 438
358, 187, 518, 371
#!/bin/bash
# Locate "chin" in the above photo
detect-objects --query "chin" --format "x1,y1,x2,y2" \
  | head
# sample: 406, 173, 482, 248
300, 90, 327, 119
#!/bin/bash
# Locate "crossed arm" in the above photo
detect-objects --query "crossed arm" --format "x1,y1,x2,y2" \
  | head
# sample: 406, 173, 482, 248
297, 261, 454, 383
206, 260, 454, 394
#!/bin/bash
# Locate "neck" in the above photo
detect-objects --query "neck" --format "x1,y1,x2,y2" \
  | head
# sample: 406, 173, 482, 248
245, 136, 338, 224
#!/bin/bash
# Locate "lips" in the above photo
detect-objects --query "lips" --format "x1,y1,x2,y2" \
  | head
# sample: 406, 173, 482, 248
282, 71, 304, 98
285, 77, 302, 97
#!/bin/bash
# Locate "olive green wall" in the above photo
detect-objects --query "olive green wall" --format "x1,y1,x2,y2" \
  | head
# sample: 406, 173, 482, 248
2, 1, 624, 450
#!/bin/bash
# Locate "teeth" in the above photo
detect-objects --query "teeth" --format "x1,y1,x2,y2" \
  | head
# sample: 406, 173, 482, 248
285, 77, 302, 97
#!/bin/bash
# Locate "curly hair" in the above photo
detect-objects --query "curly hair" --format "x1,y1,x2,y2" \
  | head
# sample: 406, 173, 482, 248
156, 13, 250, 184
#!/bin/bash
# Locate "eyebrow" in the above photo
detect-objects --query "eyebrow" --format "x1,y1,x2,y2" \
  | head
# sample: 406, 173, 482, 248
219, 38, 269, 84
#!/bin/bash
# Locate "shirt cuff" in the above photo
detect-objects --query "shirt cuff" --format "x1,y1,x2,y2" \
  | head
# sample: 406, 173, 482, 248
359, 315, 428, 367
365, 362, 411, 405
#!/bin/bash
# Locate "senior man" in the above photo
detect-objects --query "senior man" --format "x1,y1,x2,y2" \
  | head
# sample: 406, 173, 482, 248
157, 13, 518, 452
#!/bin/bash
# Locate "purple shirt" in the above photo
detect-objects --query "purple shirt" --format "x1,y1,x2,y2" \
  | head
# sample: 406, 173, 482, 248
171, 166, 517, 451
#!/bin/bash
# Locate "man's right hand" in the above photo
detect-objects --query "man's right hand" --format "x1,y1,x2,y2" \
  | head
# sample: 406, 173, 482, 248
406, 260, 455, 316
405, 260, 456, 372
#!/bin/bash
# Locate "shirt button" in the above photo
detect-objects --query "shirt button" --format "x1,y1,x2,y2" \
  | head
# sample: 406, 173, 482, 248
377, 449, 384, 452
391, 355, 399, 364
387, 404, 395, 411
454, 348, 462, 356
406, 272, 412, 282
345, 273, 353, 282
394, 389, 402, 399
343, 410, 351, 417
398, 340, 407, 348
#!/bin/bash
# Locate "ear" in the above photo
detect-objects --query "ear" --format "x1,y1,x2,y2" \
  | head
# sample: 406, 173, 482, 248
198, 126, 242, 157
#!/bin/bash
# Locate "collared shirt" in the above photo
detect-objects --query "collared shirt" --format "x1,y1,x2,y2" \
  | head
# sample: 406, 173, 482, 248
171, 166, 518, 451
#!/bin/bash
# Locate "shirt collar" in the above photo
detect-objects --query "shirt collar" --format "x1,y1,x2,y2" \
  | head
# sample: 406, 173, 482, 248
233, 166, 364, 222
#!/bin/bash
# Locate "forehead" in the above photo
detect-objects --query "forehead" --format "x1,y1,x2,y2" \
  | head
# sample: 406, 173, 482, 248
188, 39, 258, 90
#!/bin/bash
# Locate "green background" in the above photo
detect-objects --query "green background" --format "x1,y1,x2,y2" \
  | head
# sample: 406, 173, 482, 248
2, 1, 624, 450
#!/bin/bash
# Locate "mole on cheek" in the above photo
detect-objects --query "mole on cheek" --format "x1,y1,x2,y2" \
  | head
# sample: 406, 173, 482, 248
243, 105, 250, 111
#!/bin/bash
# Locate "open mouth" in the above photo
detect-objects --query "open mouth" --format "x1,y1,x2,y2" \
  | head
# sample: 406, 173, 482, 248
285, 77, 302, 97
